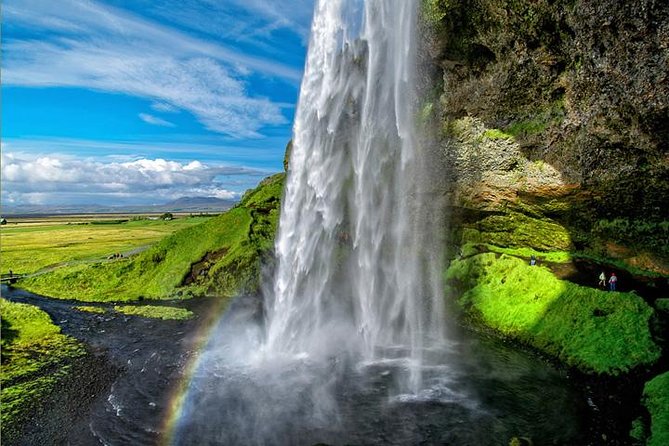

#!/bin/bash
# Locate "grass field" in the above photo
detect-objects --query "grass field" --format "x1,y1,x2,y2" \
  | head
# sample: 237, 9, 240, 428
0, 215, 211, 275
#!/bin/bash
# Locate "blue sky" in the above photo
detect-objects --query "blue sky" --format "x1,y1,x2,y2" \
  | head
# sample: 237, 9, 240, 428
2, 0, 314, 206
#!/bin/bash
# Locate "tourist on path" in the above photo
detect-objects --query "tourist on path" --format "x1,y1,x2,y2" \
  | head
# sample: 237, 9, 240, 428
598, 271, 606, 288
608, 272, 618, 291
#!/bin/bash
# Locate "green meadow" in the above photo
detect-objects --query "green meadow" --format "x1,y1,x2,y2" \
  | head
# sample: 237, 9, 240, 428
1, 216, 211, 275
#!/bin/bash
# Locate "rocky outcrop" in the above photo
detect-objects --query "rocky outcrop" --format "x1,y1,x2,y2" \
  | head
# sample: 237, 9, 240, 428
422, 0, 669, 274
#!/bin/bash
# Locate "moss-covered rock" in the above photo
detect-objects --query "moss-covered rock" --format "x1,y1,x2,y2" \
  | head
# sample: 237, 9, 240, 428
465, 212, 572, 251
425, 0, 669, 272
642, 371, 669, 446
446, 253, 661, 374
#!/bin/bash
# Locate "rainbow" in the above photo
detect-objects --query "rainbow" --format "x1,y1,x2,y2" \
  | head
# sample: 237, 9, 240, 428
160, 297, 230, 446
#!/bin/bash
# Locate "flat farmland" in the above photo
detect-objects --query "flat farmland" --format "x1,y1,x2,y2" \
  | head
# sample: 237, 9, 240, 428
1, 215, 212, 275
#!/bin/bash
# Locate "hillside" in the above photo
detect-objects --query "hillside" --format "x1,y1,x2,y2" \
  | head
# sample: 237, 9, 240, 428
18, 174, 284, 301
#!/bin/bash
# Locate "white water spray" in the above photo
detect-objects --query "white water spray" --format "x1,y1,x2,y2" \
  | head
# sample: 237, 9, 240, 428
264, 0, 447, 392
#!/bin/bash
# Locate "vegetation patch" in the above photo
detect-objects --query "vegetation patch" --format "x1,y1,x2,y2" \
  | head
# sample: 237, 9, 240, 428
482, 128, 514, 141
0, 299, 86, 440
446, 253, 660, 374
642, 371, 669, 446
113, 305, 193, 320
464, 212, 572, 251
656, 299, 669, 313
481, 244, 572, 263
19, 208, 251, 301
74, 306, 106, 314
1, 217, 208, 275
592, 218, 669, 259
421, 0, 450, 26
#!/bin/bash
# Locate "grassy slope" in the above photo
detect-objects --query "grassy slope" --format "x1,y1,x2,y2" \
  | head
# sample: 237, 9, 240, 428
1, 217, 209, 275
643, 371, 669, 446
446, 253, 660, 374
0, 299, 86, 440
18, 174, 284, 301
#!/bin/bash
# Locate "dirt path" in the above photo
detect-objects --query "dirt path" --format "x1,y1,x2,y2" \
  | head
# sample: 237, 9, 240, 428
543, 258, 669, 302
1, 285, 224, 445
20, 244, 152, 280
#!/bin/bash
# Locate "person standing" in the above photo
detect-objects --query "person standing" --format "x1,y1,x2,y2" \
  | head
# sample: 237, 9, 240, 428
608, 272, 618, 291
598, 271, 606, 288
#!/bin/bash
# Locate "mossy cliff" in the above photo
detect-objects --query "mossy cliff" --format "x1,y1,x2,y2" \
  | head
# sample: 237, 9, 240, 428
421, 0, 668, 274
422, 1, 668, 442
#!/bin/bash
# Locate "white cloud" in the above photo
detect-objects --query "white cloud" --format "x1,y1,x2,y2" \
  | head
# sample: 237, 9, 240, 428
1, 152, 259, 205
3, 0, 300, 138
139, 113, 175, 127
3, 136, 288, 170
151, 102, 179, 113
159, 0, 315, 44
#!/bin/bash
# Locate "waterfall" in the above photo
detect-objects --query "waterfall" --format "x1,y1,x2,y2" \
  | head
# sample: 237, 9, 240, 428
264, 0, 446, 392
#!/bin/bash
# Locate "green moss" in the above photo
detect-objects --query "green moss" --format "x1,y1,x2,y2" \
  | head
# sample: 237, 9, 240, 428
629, 417, 647, 444
74, 306, 106, 314
421, 0, 450, 25
472, 212, 572, 251
1, 299, 86, 439
113, 305, 193, 320
643, 372, 669, 446
419, 101, 435, 126
239, 173, 284, 209
505, 118, 549, 137
446, 253, 661, 374
485, 244, 573, 263
283, 141, 292, 171
482, 128, 514, 140
656, 299, 669, 313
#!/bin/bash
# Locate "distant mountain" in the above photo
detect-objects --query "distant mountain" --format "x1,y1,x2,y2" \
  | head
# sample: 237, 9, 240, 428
1, 196, 237, 216
162, 196, 236, 209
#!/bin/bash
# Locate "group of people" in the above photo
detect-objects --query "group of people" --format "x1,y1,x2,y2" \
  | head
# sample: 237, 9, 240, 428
529, 255, 620, 291
598, 271, 618, 291
107, 252, 124, 260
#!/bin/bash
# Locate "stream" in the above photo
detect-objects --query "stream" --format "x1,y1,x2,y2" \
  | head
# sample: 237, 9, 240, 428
2, 284, 633, 446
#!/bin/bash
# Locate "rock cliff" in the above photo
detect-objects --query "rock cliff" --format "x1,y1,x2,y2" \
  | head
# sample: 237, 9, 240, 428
423, 0, 668, 274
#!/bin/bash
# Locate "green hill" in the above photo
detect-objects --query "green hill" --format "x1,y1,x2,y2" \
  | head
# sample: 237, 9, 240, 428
18, 173, 285, 302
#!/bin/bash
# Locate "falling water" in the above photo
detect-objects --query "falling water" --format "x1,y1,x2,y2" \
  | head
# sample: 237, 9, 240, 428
264, 0, 446, 392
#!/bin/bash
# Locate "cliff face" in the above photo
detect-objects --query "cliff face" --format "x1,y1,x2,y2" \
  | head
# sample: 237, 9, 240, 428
423, 0, 669, 273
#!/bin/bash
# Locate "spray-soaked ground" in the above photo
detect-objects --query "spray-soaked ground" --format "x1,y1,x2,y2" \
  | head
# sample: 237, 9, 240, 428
4, 286, 628, 445
170, 295, 590, 446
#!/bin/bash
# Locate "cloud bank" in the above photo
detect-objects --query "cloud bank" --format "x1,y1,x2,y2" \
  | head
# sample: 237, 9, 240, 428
1, 152, 264, 206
